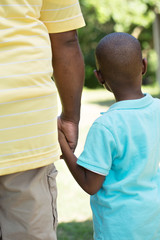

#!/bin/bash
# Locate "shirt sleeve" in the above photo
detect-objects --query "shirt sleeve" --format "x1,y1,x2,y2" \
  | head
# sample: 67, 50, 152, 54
40, 0, 85, 33
77, 122, 117, 176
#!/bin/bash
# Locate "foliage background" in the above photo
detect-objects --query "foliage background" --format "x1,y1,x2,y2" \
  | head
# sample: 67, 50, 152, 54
78, 0, 160, 88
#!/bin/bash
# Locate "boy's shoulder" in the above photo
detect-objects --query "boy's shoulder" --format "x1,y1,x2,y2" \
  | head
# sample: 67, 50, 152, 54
92, 110, 117, 131
154, 96, 160, 104
92, 94, 160, 131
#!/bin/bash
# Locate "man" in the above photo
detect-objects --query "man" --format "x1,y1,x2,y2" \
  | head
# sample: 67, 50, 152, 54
0, 1, 85, 239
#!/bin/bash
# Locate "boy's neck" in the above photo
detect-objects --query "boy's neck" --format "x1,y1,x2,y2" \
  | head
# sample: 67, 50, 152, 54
113, 89, 144, 102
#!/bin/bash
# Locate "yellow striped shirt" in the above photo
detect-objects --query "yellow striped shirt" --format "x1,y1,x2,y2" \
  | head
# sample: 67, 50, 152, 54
0, 0, 85, 175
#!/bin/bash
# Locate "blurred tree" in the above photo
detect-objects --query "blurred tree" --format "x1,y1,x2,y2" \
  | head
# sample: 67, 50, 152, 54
79, 0, 160, 88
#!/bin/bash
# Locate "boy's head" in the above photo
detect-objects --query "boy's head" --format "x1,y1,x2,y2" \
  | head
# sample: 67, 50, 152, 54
94, 32, 147, 99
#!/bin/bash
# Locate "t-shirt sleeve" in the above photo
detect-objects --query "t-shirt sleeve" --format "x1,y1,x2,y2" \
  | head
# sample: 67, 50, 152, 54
77, 122, 117, 176
40, 0, 85, 33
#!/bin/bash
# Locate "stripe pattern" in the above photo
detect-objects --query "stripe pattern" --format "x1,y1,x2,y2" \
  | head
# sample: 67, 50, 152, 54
0, 0, 84, 175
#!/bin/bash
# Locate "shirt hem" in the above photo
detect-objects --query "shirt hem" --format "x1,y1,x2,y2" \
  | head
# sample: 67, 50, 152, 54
0, 147, 60, 176
77, 159, 109, 176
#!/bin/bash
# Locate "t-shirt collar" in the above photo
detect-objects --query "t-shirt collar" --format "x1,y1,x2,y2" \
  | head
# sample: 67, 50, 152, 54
106, 93, 153, 112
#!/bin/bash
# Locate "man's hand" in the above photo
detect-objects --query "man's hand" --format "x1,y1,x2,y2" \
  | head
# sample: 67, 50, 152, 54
58, 116, 78, 153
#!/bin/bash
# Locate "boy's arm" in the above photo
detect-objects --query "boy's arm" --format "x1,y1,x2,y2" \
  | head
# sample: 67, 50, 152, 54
49, 30, 85, 152
59, 130, 105, 195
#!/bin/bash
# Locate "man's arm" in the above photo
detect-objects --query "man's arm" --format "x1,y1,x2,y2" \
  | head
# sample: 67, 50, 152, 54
49, 30, 85, 152
59, 130, 105, 195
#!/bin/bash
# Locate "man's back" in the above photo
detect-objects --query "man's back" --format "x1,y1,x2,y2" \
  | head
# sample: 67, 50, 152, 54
0, 0, 59, 175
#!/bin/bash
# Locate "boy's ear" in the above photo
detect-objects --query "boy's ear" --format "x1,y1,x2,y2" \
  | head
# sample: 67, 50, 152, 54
142, 58, 147, 75
94, 70, 105, 85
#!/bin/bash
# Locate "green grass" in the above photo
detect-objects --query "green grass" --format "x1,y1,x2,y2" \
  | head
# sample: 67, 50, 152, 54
58, 221, 93, 240
55, 84, 160, 239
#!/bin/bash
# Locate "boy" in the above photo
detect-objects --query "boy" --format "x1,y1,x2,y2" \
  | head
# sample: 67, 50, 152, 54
58, 32, 160, 240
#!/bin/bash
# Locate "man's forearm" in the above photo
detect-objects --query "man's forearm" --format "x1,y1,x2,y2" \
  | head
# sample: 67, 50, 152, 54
49, 30, 85, 123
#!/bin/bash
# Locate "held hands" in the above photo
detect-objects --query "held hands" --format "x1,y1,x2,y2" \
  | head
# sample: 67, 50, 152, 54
58, 115, 105, 195
58, 115, 79, 154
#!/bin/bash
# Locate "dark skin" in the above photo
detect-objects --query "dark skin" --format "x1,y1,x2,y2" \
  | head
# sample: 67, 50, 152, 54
59, 130, 105, 195
94, 58, 147, 102
59, 32, 147, 195
49, 30, 85, 152
95, 33, 147, 102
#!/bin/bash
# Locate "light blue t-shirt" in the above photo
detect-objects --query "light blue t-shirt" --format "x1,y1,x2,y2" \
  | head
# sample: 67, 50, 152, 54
77, 93, 160, 240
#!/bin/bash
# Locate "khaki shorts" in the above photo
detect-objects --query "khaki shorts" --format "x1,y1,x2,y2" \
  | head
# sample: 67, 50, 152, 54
0, 164, 58, 240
